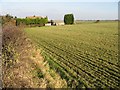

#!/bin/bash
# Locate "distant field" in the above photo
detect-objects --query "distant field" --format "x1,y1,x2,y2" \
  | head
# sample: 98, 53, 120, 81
25, 21, 119, 88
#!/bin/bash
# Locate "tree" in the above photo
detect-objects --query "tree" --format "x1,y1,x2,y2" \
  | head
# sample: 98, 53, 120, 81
16, 18, 21, 26
44, 16, 48, 23
15, 16, 17, 19
50, 20, 54, 25
5, 14, 13, 19
95, 20, 100, 23
64, 14, 74, 25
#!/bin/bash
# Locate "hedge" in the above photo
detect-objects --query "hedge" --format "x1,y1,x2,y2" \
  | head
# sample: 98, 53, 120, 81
16, 17, 48, 26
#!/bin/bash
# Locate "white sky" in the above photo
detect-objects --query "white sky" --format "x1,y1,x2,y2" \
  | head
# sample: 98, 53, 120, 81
0, 0, 119, 20
1, 0, 120, 2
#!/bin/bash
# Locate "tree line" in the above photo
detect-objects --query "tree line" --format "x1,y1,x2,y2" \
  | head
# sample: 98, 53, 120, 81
1, 14, 75, 27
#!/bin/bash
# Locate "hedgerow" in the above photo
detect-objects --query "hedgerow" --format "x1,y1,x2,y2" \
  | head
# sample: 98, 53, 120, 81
16, 17, 48, 26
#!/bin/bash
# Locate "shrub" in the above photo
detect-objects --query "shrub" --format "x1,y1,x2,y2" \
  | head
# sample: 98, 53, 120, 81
50, 20, 54, 25
95, 20, 100, 23
64, 14, 74, 25
2, 25, 23, 67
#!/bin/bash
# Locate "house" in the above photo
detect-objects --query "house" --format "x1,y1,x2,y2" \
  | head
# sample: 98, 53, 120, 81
45, 23, 51, 26
45, 20, 55, 26
26, 15, 43, 19
45, 20, 65, 26
56, 22, 64, 26
54, 20, 64, 26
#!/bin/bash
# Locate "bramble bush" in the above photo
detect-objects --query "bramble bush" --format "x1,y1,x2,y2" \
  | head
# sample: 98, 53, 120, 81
2, 25, 25, 67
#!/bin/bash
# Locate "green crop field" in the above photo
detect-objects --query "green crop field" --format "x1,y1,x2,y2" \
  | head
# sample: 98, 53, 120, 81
25, 21, 119, 88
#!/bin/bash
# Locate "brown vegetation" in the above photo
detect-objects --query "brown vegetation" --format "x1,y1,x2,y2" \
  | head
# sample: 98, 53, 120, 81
2, 25, 67, 88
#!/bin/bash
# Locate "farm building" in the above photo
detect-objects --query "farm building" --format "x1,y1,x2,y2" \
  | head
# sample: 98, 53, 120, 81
26, 15, 43, 19
45, 23, 51, 26
56, 22, 64, 26
54, 20, 64, 26
45, 20, 64, 26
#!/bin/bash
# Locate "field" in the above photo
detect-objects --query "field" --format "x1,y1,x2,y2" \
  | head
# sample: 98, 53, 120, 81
25, 21, 119, 88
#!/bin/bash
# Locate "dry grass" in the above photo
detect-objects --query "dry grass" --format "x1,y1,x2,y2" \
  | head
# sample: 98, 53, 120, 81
2, 25, 67, 88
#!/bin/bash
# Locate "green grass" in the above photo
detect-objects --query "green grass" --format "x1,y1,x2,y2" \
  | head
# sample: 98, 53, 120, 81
25, 21, 119, 88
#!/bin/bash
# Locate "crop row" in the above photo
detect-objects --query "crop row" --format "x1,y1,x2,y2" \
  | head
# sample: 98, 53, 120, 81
25, 23, 119, 88
35, 38, 119, 87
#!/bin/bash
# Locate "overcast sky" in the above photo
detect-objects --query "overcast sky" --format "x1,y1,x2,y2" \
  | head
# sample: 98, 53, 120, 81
0, 0, 119, 20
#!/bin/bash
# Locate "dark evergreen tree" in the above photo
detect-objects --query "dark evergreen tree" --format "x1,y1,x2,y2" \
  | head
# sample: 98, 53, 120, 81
64, 14, 74, 25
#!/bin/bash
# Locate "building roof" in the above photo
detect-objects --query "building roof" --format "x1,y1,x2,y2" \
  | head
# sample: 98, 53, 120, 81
26, 15, 43, 19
